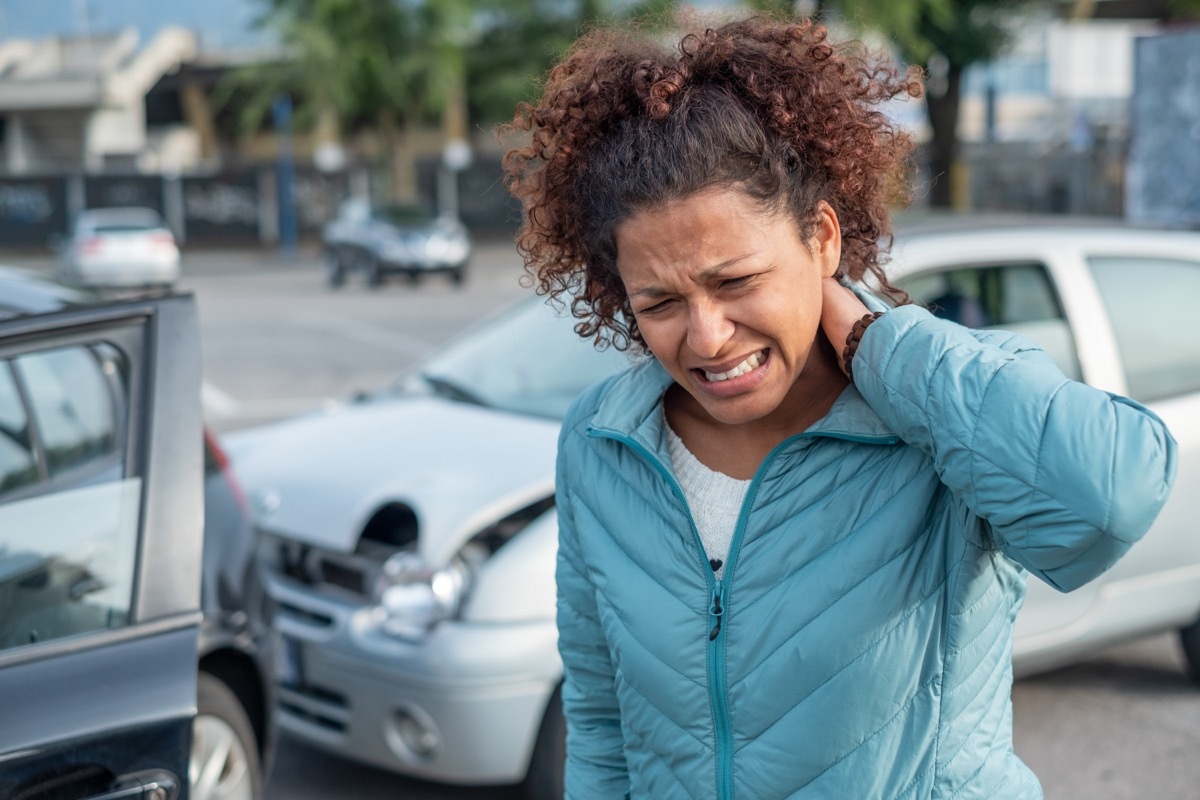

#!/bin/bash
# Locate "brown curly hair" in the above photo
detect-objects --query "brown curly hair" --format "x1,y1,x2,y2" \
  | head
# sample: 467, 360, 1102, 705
502, 15, 923, 350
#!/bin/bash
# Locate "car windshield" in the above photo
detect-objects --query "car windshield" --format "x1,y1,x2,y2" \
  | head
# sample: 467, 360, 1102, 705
385, 298, 637, 419
377, 205, 434, 226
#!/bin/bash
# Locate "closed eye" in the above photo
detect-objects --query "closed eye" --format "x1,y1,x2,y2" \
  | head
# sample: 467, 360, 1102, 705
720, 275, 754, 290
635, 298, 674, 315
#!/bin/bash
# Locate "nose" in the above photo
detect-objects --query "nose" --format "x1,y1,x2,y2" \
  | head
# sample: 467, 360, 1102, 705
687, 300, 735, 359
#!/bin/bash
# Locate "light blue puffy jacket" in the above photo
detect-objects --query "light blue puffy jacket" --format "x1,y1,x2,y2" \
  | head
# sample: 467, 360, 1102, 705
554, 304, 1177, 800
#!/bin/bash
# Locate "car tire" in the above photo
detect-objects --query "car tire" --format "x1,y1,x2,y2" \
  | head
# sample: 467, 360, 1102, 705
449, 264, 466, 286
1181, 616, 1200, 685
324, 250, 346, 288
522, 683, 565, 800
366, 258, 384, 289
191, 671, 264, 800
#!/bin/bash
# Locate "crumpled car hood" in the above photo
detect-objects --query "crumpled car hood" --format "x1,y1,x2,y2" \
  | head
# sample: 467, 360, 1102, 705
224, 396, 560, 565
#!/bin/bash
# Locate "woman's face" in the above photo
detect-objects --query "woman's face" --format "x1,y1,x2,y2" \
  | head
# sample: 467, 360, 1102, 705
615, 187, 841, 427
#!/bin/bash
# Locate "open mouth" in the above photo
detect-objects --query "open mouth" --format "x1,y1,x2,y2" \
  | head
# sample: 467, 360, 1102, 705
696, 348, 769, 383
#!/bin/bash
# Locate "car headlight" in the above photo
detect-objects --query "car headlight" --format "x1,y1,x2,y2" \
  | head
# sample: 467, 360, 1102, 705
420, 234, 469, 263
370, 549, 478, 641
440, 237, 470, 262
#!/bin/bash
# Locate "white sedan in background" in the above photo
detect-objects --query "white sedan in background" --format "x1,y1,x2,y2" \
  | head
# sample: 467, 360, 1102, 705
60, 206, 181, 289
227, 220, 1200, 799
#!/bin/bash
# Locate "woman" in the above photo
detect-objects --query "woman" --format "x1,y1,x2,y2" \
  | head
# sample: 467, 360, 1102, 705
503, 15, 1176, 800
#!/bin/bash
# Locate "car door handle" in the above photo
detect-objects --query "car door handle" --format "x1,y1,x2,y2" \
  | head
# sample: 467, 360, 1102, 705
81, 770, 180, 800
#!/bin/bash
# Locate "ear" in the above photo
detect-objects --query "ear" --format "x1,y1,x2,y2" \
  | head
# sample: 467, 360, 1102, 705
809, 201, 842, 280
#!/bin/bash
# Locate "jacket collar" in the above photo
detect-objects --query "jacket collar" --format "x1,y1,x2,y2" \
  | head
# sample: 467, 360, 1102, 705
588, 357, 900, 454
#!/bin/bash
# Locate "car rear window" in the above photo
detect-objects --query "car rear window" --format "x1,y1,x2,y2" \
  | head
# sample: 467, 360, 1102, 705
91, 223, 160, 233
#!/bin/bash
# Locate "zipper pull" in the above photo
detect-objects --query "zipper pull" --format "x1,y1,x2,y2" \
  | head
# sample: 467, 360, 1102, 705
708, 581, 725, 641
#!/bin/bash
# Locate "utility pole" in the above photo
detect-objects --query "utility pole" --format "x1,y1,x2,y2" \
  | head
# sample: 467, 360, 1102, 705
273, 94, 298, 260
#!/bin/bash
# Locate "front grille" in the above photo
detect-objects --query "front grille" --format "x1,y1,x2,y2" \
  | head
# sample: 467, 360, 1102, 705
319, 559, 366, 594
257, 528, 383, 604
278, 683, 349, 733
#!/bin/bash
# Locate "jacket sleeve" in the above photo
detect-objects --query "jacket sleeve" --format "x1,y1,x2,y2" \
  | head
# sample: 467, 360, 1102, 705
555, 422, 631, 799
851, 304, 1178, 592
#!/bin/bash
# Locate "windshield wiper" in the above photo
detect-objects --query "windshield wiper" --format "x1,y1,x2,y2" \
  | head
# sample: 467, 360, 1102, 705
420, 374, 489, 408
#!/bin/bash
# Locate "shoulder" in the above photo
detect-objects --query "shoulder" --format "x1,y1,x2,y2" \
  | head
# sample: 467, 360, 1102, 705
560, 355, 661, 440
865, 303, 1059, 372
560, 371, 621, 439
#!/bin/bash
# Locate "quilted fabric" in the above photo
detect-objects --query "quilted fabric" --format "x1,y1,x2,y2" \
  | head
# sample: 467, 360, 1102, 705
555, 304, 1177, 800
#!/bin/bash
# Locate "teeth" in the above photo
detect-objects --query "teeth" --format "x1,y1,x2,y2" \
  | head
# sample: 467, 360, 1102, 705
704, 350, 764, 382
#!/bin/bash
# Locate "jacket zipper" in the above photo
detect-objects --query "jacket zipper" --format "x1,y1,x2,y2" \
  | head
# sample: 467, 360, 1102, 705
708, 579, 732, 798
588, 426, 893, 800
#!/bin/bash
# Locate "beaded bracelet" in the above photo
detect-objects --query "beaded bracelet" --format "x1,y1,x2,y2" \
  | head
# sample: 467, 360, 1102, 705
841, 311, 884, 380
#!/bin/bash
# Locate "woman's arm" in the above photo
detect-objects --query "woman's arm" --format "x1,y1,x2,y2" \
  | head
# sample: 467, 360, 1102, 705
555, 427, 631, 798
822, 280, 1178, 592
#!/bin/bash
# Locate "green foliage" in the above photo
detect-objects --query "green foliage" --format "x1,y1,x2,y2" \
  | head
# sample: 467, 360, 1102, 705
1166, 0, 1200, 19
224, 0, 474, 135
466, 1, 608, 126
742, 0, 809, 15
840, 0, 1030, 68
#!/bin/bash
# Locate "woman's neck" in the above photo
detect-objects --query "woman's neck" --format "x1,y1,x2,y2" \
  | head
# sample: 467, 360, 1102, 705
665, 337, 848, 480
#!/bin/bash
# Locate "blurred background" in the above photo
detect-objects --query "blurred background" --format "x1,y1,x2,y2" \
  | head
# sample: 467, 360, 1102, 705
0, 0, 1197, 254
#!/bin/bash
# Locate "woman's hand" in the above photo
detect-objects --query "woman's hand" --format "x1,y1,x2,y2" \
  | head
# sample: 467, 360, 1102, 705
820, 278, 871, 376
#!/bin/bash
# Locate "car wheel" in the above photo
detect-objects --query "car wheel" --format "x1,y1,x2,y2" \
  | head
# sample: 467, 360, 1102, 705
366, 258, 384, 288
1181, 616, 1200, 685
191, 671, 263, 800
449, 264, 466, 286
522, 683, 565, 800
324, 250, 346, 288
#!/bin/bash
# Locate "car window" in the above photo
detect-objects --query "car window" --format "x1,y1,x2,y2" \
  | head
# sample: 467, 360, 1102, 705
377, 205, 434, 225
1088, 256, 1200, 402
0, 364, 37, 494
14, 345, 122, 479
899, 262, 1082, 381
91, 223, 158, 234
0, 342, 140, 652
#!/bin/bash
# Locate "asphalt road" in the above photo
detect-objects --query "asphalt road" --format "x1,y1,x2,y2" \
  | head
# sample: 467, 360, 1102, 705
10, 244, 1198, 798
258, 634, 1200, 800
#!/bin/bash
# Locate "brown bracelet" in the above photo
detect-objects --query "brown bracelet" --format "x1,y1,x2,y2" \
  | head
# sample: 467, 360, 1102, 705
841, 311, 884, 379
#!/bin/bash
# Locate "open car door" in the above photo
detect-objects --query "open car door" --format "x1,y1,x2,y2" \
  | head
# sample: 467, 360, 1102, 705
0, 294, 202, 800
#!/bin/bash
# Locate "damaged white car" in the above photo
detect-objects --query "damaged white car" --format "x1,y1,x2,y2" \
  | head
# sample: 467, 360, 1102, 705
228, 223, 1200, 798
226, 298, 633, 798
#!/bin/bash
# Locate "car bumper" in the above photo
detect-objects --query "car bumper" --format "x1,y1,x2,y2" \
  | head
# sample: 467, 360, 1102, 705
267, 574, 560, 785
70, 256, 181, 287
377, 257, 465, 274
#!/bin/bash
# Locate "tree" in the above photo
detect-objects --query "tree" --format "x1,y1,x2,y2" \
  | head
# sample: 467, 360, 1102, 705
466, 0, 718, 128
227, 0, 474, 200
465, 0, 610, 128
839, 0, 1035, 208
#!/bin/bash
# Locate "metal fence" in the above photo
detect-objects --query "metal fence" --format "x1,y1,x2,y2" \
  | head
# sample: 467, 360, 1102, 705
0, 167, 354, 250
0, 144, 1150, 252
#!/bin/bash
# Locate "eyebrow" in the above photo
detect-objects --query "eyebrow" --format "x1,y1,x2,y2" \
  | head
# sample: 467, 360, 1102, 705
628, 252, 759, 300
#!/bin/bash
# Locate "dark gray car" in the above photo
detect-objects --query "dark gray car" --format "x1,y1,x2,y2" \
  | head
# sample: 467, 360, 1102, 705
0, 283, 202, 799
0, 268, 273, 800
321, 199, 471, 288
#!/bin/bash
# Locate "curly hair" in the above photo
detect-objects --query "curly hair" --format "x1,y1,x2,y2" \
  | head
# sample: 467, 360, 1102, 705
502, 15, 923, 350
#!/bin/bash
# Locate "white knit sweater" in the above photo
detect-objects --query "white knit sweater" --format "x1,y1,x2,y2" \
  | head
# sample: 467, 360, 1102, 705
663, 418, 751, 581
